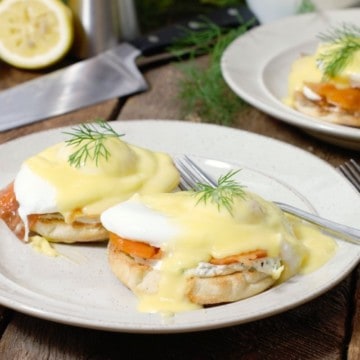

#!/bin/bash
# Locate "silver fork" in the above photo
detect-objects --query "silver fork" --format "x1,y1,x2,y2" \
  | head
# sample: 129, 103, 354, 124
174, 155, 360, 245
337, 159, 360, 193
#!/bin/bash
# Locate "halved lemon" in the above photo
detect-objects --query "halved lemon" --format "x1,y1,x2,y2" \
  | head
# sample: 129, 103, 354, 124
0, 0, 73, 69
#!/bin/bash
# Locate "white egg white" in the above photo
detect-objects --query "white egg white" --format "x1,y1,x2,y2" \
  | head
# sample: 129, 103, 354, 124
14, 164, 58, 239
100, 195, 181, 248
303, 85, 322, 101
350, 73, 360, 87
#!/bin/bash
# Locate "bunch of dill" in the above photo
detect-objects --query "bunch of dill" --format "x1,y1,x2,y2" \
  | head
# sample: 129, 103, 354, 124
169, 16, 255, 125
169, 0, 315, 126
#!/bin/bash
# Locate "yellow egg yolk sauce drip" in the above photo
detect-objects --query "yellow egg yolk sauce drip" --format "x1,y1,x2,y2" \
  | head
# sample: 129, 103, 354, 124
130, 192, 337, 315
25, 137, 179, 221
291, 220, 337, 274
29, 235, 59, 257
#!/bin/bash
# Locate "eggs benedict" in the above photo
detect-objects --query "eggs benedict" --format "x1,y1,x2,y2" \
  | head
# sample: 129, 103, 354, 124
285, 24, 360, 127
0, 120, 180, 243
101, 171, 336, 314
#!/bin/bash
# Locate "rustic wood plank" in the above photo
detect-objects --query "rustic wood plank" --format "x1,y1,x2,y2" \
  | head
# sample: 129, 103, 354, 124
0, 276, 352, 359
0, 306, 12, 335
348, 266, 360, 360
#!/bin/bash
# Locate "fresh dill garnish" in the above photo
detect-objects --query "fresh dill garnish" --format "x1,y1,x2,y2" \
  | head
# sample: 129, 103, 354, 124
169, 15, 255, 125
63, 119, 123, 168
317, 23, 360, 78
193, 169, 246, 214
297, 0, 315, 13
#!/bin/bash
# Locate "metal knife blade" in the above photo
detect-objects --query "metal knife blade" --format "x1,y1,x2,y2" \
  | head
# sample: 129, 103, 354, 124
0, 44, 146, 131
0, 5, 255, 131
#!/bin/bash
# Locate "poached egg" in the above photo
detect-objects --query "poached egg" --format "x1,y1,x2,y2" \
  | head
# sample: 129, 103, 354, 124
101, 190, 337, 314
12, 133, 179, 242
284, 28, 360, 122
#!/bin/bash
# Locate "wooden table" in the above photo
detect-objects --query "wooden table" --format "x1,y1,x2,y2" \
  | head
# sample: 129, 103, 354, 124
0, 53, 359, 359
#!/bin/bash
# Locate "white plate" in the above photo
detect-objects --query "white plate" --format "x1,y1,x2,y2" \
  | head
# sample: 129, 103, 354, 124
0, 120, 359, 333
221, 9, 360, 150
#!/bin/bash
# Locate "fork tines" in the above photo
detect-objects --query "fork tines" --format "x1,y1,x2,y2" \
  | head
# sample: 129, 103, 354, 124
174, 155, 217, 191
338, 159, 360, 193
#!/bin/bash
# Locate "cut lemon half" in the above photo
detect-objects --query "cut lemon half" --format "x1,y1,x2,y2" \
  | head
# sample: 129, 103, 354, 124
0, 0, 73, 69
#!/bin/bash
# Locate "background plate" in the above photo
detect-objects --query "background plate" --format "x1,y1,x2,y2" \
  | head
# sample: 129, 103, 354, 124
221, 9, 360, 150
0, 119, 359, 333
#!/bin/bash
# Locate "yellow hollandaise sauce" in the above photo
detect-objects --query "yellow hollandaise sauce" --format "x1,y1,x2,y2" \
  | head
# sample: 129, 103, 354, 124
291, 222, 338, 274
284, 54, 322, 106
103, 191, 337, 315
23, 137, 179, 220
29, 235, 59, 257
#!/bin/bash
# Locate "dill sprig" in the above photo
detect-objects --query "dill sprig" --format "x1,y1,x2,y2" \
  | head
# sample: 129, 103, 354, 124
317, 24, 360, 78
169, 15, 255, 125
63, 119, 123, 168
193, 169, 246, 214
297, 0, 315, 14
168, 16, 224, 58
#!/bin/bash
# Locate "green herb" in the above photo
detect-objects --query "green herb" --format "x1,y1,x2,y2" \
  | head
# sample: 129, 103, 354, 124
193, 169, 246, 214
297, 0, 315, 13
63, 119, 123, 168
317, 24, 360, 78
170, 16, 255, 125
169, 16, 224, 59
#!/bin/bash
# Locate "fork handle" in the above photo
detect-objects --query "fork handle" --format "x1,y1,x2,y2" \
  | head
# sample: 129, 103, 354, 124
276, 202, 360, 245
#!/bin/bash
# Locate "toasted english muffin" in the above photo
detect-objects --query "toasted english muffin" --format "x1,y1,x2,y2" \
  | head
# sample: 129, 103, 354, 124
294, 91, 360, 127
30, 213, 108, 243
108, 241, 277, 306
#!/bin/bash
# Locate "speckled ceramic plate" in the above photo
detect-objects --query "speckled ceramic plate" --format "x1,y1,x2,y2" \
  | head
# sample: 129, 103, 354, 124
0, 120, 359, 333
221, 9, 360, 150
